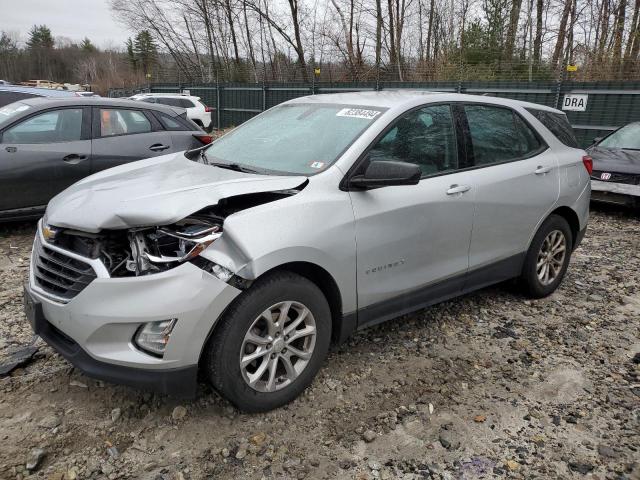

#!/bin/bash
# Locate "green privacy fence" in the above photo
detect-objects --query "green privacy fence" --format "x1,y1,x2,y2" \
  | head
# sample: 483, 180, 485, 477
109, 81, 640, 147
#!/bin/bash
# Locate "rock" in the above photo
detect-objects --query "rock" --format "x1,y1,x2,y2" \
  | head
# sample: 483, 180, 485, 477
473, 414, 486, 423
568, 462, 594, 474
66, 468, 78, 480
107, 445, 119, 459
172, 405, 187, 421
597, 444, 617, 458
26, 448, 46, 471
235, 448, 247, 460
110, 408, 121, 422
338, 459, 356, 470
283, 458, 301, 471
368, 461, 382, 471
505, 460, 519, 471
38, 414, 61, 429
363, 430, 377, 442
249, 432, 267, 446
439, 429, 460, 450
69, 379, 87, 388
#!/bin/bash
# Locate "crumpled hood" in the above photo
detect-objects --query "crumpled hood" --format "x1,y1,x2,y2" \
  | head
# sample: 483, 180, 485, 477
587, 145, 640, 174
46, 153, 307, 232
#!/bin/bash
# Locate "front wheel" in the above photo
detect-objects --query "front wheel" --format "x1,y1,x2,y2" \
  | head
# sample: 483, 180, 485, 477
203, 272, 331, 412
520, 214, 573, 298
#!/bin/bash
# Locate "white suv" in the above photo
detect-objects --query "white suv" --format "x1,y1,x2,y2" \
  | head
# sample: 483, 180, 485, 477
130, 93, 213, 131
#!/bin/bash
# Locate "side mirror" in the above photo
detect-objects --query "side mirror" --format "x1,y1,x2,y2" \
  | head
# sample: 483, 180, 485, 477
592, 137, 602, 144
349, 160, 421, 189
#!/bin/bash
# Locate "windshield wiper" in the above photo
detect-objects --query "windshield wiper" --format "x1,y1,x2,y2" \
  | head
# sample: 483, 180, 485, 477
209, 162, 260, 174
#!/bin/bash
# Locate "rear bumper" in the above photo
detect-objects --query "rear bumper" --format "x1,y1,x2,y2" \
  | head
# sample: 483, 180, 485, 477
25, 283, 198, 397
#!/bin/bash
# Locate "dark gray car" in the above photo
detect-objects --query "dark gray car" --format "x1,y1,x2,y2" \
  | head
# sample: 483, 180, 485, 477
0, 97, 211, 220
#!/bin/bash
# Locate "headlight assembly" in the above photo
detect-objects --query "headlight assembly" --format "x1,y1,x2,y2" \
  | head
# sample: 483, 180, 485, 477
126, 215, 223, 275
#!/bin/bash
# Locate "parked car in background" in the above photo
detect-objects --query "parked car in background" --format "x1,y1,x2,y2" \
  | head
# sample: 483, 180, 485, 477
0, 85, 77, 107
129, 93, 213, 131
587, 122, 640, 208
0, 80, 11, 85
24, 92, 590, 412
0, 97, 211, 220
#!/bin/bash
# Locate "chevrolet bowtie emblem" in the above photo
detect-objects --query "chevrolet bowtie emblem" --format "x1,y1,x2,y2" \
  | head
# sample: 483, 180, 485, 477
42, 224, 58, 242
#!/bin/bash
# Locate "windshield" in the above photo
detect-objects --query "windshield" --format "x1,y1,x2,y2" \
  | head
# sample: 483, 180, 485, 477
0, 102, 32, 124
599, 123, 640, 150
204, 103, 385, 175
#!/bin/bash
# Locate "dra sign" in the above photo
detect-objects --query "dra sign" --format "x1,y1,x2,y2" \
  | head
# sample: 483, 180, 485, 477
562, 94, 588, 112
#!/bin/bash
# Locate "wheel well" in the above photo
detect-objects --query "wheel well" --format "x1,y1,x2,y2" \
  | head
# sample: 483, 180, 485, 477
550, 206, 580, 248
192, 118, 204, 127
269, 262, 344, 343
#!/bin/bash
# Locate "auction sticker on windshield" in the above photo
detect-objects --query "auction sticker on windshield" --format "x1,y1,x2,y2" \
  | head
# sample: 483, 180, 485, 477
336, 108, 381, 120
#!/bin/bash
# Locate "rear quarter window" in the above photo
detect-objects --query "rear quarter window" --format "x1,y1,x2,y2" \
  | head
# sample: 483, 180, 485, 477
526, 108, 578, 148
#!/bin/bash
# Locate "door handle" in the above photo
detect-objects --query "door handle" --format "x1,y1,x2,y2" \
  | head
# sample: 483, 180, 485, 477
149, 143, 170, 152
446, 184, 471, 195
62, 154, 88, 164
5, 146, 17, 153
535, 165, 552, 175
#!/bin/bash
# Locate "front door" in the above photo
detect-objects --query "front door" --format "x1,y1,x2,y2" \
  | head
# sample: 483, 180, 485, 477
0, 107, 91, 211
348, 104, 476, 326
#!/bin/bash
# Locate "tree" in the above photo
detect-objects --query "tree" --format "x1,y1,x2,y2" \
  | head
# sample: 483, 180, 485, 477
80, 37, 96, 53
27, 25, 54, 50
133, 30, 158, 77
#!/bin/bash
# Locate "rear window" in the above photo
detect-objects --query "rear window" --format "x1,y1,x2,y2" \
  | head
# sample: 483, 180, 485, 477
526, 108, 578, 148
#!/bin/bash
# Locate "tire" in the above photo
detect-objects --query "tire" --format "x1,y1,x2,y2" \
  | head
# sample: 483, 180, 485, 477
520, 214, 573, 298
204, 271, 331, 412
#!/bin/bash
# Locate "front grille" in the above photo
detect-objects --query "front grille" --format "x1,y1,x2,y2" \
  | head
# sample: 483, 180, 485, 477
33, 235, 97, 301
591, 170, 640, 185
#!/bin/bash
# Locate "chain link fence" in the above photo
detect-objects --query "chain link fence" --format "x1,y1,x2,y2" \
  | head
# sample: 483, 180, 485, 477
109, 61, 640, 147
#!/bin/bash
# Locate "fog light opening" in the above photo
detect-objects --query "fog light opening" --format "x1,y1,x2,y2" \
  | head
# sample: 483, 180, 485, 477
134, 319, 177, 357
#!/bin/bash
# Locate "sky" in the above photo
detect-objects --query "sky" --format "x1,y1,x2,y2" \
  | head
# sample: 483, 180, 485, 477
1, 0, 132, 49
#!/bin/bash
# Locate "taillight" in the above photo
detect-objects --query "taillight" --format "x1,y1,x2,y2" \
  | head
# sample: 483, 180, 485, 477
205, 106, 212, 113
194, 134, 213, 145
582, 155, 593, 175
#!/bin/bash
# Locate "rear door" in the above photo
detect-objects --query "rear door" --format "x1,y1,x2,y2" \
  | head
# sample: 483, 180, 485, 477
0, 106, 91, 211
152, 110, 204, 151
461, 103, 559, 277
90, 106, 173, 173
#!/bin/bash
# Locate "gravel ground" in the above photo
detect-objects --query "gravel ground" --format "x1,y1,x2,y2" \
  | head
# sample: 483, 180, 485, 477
0, 205, 639, 480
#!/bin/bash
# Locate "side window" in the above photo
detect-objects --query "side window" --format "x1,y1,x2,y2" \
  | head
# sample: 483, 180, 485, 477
156, 98, 182, 108
157, 113, 188, 131
140, 97, 156, 103
3, 108, 83, 144
465, 105, 542, 166
99, 109, 151, 137
525, 108, 578, 148
180, 99, 195, 108
368, 104, 458, 177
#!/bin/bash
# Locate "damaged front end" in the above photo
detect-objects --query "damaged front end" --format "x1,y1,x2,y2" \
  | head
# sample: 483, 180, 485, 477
47, 212, 224, 278
43, 187, 304, 285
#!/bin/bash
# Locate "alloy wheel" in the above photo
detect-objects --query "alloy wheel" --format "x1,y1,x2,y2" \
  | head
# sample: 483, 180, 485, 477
239, 301, 317, 392
536, 230, 567, 286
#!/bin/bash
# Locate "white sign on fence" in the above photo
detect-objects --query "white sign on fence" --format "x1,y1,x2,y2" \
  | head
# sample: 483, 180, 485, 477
562, 94, 588, 111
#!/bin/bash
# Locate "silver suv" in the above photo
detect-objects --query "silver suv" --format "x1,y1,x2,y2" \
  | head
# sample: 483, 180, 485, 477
24, 92, 590, 411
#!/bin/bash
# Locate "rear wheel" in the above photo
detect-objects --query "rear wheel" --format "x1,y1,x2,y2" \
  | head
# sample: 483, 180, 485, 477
520, 214, 573, 298
204, 272, 331, 412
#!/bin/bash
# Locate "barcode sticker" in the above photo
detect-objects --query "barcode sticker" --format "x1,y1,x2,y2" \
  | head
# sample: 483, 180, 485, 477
336, 108, 381, 120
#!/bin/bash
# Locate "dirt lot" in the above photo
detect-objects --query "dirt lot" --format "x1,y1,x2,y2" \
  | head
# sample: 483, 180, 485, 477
1, 206, 639, 480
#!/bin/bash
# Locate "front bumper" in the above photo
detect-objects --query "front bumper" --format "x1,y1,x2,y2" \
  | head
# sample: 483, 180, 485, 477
590, 180, 640, 205
26, 224, 241, 396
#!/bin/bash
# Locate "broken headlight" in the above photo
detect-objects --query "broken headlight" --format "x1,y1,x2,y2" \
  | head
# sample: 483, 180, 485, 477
127, 216, 223, 275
